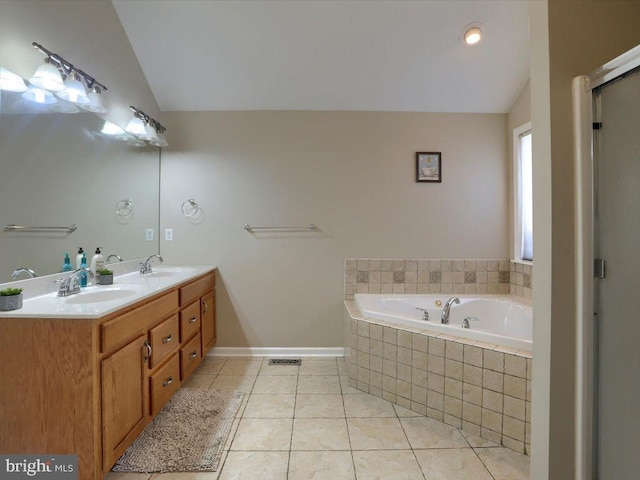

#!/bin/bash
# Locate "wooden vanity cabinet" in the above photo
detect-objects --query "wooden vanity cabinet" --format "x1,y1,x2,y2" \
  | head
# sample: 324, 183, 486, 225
0, 268, 217, 480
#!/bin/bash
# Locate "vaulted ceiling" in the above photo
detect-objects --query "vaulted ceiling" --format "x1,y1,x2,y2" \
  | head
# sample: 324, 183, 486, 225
112, 0, 529, 113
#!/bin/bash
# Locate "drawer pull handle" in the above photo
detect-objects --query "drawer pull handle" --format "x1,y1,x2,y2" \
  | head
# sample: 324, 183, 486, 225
189, 351, 198, 359
162, 334, 173, 344
163, 376, 174, 387
188, 317, 197, 324
202, 301, 208, 314
144, 340, 152, 360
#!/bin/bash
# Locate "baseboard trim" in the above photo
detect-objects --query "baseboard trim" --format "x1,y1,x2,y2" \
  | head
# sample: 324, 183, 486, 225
207, 347, 344, 358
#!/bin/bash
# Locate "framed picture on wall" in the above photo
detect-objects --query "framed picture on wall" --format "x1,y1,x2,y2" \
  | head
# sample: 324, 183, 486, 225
416, 152, 442, 183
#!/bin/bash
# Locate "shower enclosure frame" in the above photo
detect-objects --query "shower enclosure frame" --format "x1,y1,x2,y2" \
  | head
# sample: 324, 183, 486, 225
573, 43, 640, 480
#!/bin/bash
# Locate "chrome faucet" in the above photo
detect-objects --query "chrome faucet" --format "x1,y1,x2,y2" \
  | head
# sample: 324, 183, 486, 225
416, 307, 430, 321
140, 254, 163, 275
56, 268, 94, 297
441, 297, 460, 324
105, 254, 123, 263
11, 267, 37, 279
462, 316, 478, 329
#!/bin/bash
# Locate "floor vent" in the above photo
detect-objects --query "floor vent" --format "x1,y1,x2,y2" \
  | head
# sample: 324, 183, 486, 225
268, 358, 302, 366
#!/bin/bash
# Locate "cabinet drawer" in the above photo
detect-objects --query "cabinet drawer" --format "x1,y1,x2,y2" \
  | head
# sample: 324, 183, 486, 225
101, 290, 179, 353
179, 273, 215, 307
180, 333, 202, 380
150, 353, 180, 416
149, 314, 179, 369
180, 301, 201, 342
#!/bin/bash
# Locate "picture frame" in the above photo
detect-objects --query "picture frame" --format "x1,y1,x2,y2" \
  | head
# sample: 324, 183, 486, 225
416, 152, 442, 183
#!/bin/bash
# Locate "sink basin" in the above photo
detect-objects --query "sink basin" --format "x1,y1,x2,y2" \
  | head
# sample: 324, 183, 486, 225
65, 288, 140, 305
141, 267, 198, 278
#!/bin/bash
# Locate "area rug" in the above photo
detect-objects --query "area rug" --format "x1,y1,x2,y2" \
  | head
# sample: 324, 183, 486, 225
112, 388, 244, 473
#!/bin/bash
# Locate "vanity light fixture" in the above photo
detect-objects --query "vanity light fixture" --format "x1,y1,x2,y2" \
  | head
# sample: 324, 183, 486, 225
101, 121, 125, 136
25, 42, 108, 110
0, 68, 28, 92
463, 24, 483, 46
128, 106, 168, 147
81, 86, 108, 113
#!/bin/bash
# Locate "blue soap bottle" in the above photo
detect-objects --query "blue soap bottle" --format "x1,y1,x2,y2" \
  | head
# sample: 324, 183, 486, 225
61, 252, 73, 272
79, 253, 88, 287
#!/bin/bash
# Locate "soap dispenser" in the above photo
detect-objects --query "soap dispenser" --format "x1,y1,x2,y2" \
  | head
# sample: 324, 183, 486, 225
75, 247, 85, 270
61, 252, 73, 272
79, 253, 88, 288
90, 247, 105, 277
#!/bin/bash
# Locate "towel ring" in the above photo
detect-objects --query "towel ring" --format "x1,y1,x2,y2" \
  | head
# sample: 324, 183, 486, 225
115, 198, 133, 217
181, 198, 200, 218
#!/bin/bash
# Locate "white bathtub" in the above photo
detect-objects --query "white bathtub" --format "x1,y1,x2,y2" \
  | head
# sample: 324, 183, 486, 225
354, 294, 532, 352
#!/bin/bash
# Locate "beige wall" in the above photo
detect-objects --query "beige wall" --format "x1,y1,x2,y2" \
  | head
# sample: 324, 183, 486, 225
0, 0, 160, 126
530, 1, 640, 478
160, 111, 509, 348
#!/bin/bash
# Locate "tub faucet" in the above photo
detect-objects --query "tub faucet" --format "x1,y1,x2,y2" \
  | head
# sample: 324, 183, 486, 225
441, 297, 460, 324
11, 267, 37, 280
416, 308, 430, 321
140, 254, 163, 275
105, 254, 123, 264
56, 268, 94, 297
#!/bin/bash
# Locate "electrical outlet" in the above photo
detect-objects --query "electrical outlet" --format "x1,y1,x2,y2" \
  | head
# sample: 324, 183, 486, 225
165, 228, 173, 241
146, 228, 154, 241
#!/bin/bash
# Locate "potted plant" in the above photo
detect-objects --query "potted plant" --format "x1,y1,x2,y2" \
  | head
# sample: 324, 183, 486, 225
0, 287, 23, 311
96, 268, 114, 285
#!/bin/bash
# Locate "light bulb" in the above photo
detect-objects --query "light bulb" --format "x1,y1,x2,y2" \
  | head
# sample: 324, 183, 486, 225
29, 61, 64, 91
125, 116, 146, 136
22, 86, 57, 104
56, 75, 89, 104
464, 27, 482, 45
0, 68, 28, 92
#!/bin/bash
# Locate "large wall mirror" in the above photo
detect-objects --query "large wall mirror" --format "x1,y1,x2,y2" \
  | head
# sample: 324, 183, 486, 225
0, 79, 160, 283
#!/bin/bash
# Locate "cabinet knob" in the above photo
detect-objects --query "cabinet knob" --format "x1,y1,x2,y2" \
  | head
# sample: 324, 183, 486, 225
162, 376, 174, 387
188, 317, 197, 324
162, 334, 173, 344
189, 351, 198, 360
143, 340, 152, 360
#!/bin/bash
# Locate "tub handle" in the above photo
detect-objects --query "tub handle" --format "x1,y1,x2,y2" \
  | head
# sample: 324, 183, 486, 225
416, 308, 430, 321
462, 317, 479, 329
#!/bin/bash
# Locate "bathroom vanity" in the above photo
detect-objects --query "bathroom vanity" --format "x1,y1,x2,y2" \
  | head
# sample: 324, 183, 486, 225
0, 266, 216, 479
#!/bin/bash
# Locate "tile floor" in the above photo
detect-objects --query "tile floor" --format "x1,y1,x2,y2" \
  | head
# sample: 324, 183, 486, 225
105, 357, 530, 480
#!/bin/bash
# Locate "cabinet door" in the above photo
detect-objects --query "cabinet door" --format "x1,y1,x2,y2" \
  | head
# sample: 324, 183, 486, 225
201, 291, 216, 353
102, 335, 148, 471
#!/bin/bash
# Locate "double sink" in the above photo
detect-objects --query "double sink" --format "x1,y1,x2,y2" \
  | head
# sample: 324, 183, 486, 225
7, 266, 211, 318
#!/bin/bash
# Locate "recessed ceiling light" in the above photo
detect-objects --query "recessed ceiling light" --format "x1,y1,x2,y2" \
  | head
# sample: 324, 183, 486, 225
463, 25, 483, 46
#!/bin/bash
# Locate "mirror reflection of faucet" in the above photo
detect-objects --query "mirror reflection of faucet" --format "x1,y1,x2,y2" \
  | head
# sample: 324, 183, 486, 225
105, 254, 123, 264
11, 267, 37, 280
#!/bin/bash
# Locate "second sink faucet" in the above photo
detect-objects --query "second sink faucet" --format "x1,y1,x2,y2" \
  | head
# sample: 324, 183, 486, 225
56, 268, 94, 297
441, 297, 460, 324
140, 254, 163, 275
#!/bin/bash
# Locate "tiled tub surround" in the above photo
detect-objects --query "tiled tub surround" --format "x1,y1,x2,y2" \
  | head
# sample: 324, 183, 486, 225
344, 259, 512, 300
510, 261, 533, 300
344, 301, 532, 455
344, 258, 533, 301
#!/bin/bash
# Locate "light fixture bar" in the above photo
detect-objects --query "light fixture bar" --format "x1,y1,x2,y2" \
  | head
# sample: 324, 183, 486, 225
32, 42, 108, 93
129, 105, 166, 134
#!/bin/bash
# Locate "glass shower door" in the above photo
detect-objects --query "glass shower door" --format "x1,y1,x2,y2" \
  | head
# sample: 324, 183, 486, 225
594, 66, 640, 479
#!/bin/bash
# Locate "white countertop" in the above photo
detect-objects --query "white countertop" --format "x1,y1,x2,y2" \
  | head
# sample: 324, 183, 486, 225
0, 265, 216, 319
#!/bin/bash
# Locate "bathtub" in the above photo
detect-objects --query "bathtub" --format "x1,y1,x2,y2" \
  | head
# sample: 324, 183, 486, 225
354, 294, 532, 352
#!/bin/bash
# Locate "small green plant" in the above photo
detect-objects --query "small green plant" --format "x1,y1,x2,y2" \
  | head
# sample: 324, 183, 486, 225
0, 287, 23, 296
97, 268, 113, 276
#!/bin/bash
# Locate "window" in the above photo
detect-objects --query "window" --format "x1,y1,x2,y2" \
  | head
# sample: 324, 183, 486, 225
514, 123, 533, 262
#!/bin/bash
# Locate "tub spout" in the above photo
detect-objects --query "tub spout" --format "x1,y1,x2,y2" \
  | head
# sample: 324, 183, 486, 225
441, 297, 460, 324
